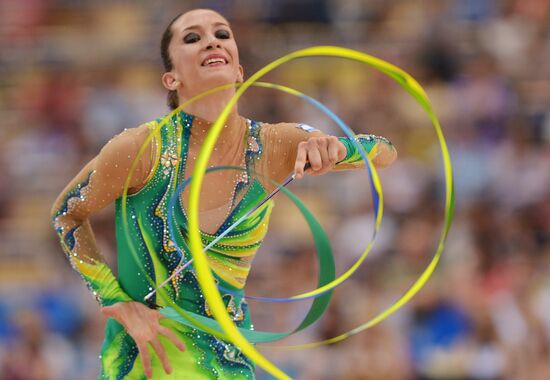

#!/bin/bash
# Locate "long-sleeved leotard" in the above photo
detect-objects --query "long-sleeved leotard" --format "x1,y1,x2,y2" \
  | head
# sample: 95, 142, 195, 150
51, 124, 156, 307
51, 110, 395, 379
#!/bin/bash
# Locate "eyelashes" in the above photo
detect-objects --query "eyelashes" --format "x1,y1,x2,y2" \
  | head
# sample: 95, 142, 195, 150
183, 32, 200, 44
215, 30, 231, 39
183, 29, 231, 44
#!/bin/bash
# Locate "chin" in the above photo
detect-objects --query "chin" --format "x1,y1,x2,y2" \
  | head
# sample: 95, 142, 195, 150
200, 72, 238, 90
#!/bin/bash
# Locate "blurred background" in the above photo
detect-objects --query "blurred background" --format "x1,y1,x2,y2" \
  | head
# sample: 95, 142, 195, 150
1, 0, 549, 379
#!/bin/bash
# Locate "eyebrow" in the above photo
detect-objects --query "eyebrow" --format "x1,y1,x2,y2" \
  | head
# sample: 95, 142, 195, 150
182, 22, 230, 32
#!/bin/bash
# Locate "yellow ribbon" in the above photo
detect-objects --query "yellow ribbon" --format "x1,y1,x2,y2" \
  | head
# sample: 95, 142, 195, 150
188, 46, 454, 377
121, 46, 454, 379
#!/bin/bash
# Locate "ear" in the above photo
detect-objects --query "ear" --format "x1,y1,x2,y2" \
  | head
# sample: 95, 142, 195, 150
162, 72, 181, 91
237, 65, 244, 83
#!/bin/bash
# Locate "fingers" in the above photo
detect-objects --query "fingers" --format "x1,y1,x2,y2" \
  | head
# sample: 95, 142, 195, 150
113, 303, 181, 378
158, 326, 186, 352
137, 342, 153, 379
135, 328, 183, 378
328, 136, 343, 163
100, 305, 115, 317
307, 140, 323, 172
294, 141, 308, 179
150, 338, 172, 375
295, 137, 343, 178
336, 138, 347, 162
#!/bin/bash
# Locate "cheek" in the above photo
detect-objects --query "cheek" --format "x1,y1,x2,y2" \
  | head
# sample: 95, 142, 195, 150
233, 51, 240, 65
179, 49, 196, 65
227, 41, 240, 61
173, 48, 198, 76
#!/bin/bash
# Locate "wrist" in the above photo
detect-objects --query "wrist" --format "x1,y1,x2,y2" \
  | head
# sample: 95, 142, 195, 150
336, 135, 391, 165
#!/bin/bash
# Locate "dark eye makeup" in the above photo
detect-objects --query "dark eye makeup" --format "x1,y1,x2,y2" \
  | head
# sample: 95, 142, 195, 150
183, 29, 231, 44
183, 32, 200, 44
215, 29, 231, 39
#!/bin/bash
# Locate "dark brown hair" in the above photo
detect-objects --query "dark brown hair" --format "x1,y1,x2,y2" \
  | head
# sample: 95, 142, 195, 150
161, 12, 185, 110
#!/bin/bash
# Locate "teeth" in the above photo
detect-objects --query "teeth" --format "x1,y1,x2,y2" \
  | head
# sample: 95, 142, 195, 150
204, 58, 226, 65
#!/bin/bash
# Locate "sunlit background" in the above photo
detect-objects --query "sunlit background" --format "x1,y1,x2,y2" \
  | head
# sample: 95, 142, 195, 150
1, 0, 549, 379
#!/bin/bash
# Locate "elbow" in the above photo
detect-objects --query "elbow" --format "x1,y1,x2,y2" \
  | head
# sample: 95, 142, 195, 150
50, 196, 79, 228
50, 204, 59, 220
50, 204, 61, 230
50, 203, 78, 232
50, 198, 67, 230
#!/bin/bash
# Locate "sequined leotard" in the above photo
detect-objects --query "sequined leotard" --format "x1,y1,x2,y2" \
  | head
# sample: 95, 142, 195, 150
51, 110, 394, 379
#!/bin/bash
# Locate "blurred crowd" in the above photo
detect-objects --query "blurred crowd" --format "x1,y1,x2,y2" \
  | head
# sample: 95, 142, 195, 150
1, 0, 549, 379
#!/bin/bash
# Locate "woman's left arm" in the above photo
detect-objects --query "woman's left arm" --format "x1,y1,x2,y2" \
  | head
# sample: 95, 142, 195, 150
259, 122, 397, 187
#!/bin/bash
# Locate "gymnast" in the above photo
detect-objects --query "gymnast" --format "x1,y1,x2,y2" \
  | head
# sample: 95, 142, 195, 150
51, 8, 396, 379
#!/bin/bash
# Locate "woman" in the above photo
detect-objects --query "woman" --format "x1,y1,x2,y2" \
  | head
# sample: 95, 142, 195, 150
51, 8, 396, 379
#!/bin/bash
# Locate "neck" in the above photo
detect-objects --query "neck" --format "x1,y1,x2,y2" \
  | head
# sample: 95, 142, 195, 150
179, 86, 239, 124
179, 86, 243, 143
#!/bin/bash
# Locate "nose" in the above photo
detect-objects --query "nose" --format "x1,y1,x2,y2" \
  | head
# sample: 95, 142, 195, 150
205, 37, 221, 50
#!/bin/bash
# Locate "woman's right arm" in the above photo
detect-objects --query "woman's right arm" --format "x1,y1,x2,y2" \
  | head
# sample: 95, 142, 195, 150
50, 125, 185, 378
50, 125, 154, 306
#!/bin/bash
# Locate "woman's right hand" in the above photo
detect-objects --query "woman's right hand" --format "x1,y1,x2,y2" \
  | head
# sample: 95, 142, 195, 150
101, 301, 186, 378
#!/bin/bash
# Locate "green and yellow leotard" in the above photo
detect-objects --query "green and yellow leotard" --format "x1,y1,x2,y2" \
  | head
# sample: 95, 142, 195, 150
51, 110, 394, 379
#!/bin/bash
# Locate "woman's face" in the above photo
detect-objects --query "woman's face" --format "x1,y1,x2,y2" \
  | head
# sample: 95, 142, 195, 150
164, 9, 243, 97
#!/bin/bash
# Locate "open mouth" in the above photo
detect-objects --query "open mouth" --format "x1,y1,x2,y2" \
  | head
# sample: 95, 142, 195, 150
201, 55, 228, 67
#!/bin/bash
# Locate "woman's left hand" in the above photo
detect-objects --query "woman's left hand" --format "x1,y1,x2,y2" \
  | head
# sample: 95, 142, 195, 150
294, 136, 347, 179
